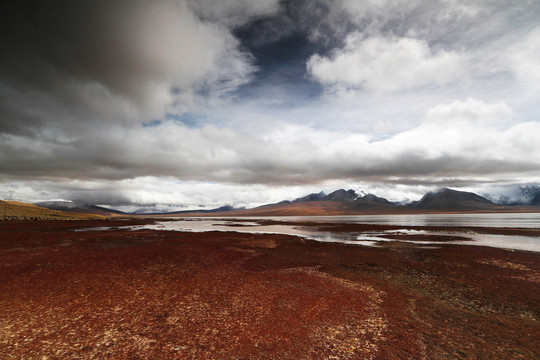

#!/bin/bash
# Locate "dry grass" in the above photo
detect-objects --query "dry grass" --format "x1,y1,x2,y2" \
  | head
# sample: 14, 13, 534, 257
0, 220, 539, 359
0, 201, 106, 221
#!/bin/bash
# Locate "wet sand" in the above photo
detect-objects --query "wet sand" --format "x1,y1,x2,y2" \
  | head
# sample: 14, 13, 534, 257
1, 219, 539, 359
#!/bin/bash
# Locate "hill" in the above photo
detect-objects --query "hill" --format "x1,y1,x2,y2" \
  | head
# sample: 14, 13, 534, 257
35, 201, 127, 217
411, 188, 499, 211
0, 201, 107, 220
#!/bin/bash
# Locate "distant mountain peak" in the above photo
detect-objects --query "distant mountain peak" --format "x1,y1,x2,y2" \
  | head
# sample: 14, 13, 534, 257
322, 189, 358, 201
293, 191, 326, 202
356, 193, 392, 205
356, 189, 368, 198
292, 188, 394, 206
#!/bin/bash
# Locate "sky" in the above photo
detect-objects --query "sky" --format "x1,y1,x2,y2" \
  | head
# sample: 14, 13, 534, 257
1, 0, 539, 211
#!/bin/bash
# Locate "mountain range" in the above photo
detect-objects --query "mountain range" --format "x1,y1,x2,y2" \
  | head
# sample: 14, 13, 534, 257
219, 188, 505, 216
32, 187, 540, 217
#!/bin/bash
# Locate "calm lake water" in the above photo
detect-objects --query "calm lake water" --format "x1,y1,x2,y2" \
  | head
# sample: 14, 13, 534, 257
124, 213, 540, 253
247, 213, 540, 228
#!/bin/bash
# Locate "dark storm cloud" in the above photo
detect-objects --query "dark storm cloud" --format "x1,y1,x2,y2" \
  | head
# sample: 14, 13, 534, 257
0, 0, 260, 136
2, 1, 147, 104
0, 0, 269, 186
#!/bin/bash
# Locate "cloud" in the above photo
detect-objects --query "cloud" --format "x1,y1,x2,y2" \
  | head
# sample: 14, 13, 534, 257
424, 98, 513, 127
0, 0, 258, 135
376, 99, 539, 177
304, 0, 487, 48
1, 177, 345, 210
304, 1, 539, 98
507, 26, 540, 91
2, 97, 538, 187
1, 1, 539, 206
308, 34, 466, 92
189, 0, 280, 27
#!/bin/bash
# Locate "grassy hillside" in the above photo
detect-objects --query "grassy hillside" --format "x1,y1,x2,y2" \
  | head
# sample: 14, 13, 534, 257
0, 201, 107, 220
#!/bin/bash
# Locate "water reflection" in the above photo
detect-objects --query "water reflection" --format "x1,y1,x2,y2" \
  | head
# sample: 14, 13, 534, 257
126, 216, 540, 253
246, 213, 540, 228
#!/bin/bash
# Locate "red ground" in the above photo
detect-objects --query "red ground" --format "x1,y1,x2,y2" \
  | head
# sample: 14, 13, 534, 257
0, 220, 538, 359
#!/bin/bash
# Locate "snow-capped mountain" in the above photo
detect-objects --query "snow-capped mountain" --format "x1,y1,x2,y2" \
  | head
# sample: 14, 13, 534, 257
484, 185, 540, 206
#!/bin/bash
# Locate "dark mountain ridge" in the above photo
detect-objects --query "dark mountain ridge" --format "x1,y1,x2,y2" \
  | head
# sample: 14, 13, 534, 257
321, 189, 358, 202
412, 188, 497, 211
292, 191, 326, 202
292, 189, 391, 204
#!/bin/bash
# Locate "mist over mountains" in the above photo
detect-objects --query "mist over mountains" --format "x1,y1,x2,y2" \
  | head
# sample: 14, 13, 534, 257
483, 185, 540, 206
33, 185, 539, 216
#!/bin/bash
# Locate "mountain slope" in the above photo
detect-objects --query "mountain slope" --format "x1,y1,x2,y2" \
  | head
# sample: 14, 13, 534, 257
35, 201, 127, 216
532, 192, 540, 206
356, 194, 393, 205
322, 189, 358, 201
1, 201, 106, 220
293, 191, 326, 202
412, 188, 498, 211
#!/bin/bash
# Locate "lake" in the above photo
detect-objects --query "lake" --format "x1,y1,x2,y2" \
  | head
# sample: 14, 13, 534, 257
122, 213, 540, 253
246, 213, 540, 228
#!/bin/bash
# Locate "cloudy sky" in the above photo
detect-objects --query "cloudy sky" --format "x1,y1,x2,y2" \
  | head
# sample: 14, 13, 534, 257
1, 0, 539, 211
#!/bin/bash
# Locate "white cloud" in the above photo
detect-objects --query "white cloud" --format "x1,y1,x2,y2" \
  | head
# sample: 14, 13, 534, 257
382, 98, 539, 167
3, 98, 538, 189
308, 34, 466, 92
2, 96, 540, 207
424, 98, 513, 127
508, 26, 540, 91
